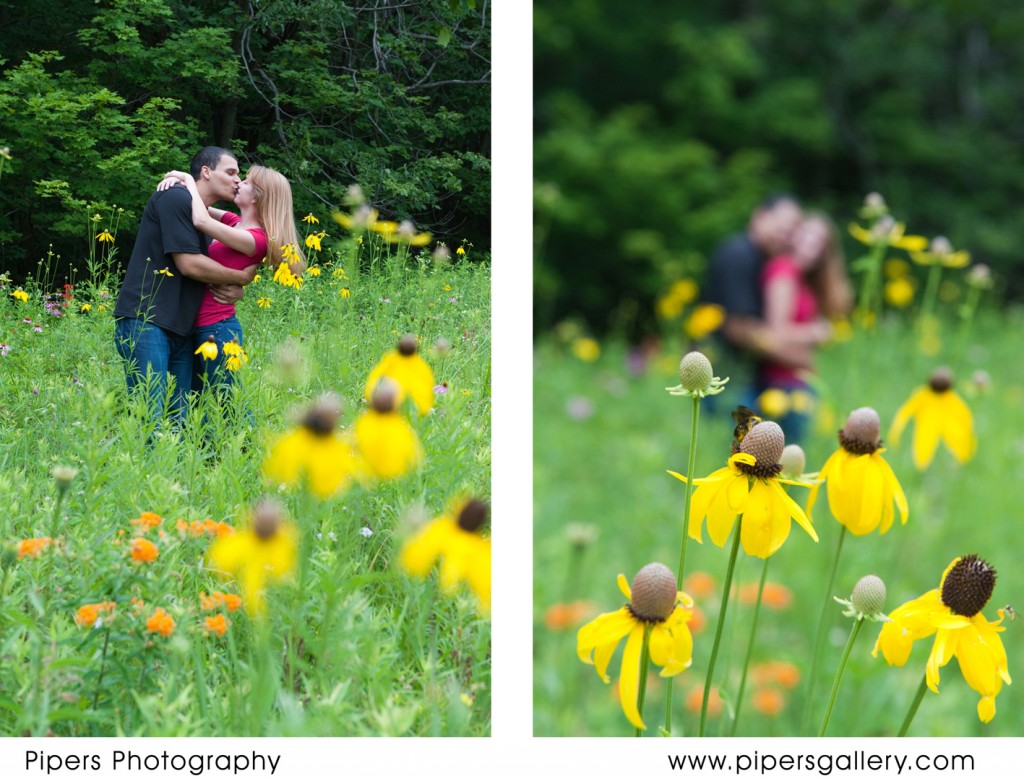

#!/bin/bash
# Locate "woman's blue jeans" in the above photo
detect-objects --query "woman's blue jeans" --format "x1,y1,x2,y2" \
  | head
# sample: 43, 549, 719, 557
191, 315, 244, 395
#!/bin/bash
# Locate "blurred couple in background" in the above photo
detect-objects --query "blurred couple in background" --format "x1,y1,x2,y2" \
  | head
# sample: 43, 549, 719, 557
704, 195, 853, 444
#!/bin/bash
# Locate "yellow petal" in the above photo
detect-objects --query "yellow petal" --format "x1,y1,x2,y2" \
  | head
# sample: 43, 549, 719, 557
400, 517, 454, 576
619, 625, 647, 729
648, 624, 673, 667
706, 482, 738, 548
739, 479, 776, 558
354, 410, 423, 479
926, 629, 957, 693
660, 621, 694, 677
889, 387, 926, 446
617, 574, 632, 601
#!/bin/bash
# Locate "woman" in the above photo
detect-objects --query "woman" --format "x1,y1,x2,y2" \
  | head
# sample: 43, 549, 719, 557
158, 165, 306, 398
755, 211, 852, 443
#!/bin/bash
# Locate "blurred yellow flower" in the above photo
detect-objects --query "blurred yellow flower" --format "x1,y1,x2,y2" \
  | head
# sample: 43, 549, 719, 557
910, 236, 970, 268
364, 335, 436, 415
307, 266, 321, 277
80, 303, 92, 313
10, 290, 28, 303
889, 368, 975, 470
305, 232, 324, 251
257, 297, 272, 308
571, 336, 600, 362
684, 304, 725, 340
756, 388, 790, 418
302, 213, 320, 225
263, 395, 355, 498
884, 276, 915, 308
96, 230, 114, 243
340, 287, 351, 299
400, 498, 491, 613
207, 501, 298, 616
849, 219, 927, 251
273, 261, 302, 289
354, 379, 423, 480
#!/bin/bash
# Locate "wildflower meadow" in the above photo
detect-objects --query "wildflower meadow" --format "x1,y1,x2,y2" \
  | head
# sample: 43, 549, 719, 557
534, 199, 1021, 738
0, 211, 491, 737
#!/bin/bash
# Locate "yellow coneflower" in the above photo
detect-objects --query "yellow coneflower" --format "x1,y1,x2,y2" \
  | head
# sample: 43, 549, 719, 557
364, 335, 436, 416
669, 421, 817, 559
400, 498, 491, 613
354, 379, 423, 480
849, 216, 928, 251
10, 290, 28, 303
207, 499, 298, 616
874, 555, 1011, 724
807, 407, 908, 536
96, 230, 114, 243
195, 336, 218, 361
577, 563, 694, 730
889, 367, 976, 470
262, 394, 356, 498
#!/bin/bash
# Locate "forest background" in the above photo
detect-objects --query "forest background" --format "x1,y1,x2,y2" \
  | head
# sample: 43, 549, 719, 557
534, 0, 1024, 335
0, 0, 490, 277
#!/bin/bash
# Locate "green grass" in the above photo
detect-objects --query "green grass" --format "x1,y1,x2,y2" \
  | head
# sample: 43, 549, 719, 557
0, 235, 491, 737
534, 308, 1023, 737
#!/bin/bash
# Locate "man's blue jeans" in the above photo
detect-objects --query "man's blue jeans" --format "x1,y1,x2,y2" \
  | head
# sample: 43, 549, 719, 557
114, 317, 192, 426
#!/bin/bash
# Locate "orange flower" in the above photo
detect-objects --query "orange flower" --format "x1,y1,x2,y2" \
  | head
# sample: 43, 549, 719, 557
686, 685, 722, 717
74, 601, 116, 628
17, 537, 54, 558
684, 570, 716, 599
751, 661, 800, 689
762, 582, 793, 609
544, 600, 596, 630
752, 687, 785, 716
738, 581, 793, 609
203, 614, 229, 637
130, 511, 163, 531
130, 537, 159, 562
145, 608, 175, 637
686, 604, 707, 634
200, 591, 243, 612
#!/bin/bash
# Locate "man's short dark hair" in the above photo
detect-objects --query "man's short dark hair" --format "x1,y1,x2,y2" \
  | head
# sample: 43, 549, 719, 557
190, 146, 235, 179
757, 192, 801, 211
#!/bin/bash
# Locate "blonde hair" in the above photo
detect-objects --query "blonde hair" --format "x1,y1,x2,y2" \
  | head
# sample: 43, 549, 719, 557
802, 211, 853, 319
247, 165, 305, 267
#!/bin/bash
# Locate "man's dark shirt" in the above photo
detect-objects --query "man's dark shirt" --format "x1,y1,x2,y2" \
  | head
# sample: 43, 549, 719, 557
703, 232, 765, 321
114, 187, 211, 336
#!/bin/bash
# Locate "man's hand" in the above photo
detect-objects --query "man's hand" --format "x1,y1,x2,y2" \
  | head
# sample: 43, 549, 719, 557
210, 284, 246, 305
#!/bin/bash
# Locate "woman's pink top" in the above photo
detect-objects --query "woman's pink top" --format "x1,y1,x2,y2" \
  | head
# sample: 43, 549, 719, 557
194, 212, 267, 327
759, 255, 818, 384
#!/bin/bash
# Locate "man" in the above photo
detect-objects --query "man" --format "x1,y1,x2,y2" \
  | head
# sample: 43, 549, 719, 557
113, 146, 257, 425
703, 194, 812, 373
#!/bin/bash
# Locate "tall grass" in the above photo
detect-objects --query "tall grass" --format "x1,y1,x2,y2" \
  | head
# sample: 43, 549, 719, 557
0, 235, 491, 737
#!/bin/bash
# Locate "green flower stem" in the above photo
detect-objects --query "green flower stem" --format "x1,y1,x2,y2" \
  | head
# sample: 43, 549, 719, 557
50, 485, 69, 536
663, 394, 701, 736
91, 626, 111, 712
954, 284, 984, 363
818, 617, 863, 737
700, 516, 742, 737
898, 674, 929, 737
635, 624, 653, 738
801, 525, 847, 734
730, 555, 769, 736
856, 243, 886, 327
918, 262, 943, 329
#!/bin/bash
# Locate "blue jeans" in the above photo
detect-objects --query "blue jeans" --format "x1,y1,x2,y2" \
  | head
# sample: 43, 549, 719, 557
114, 317, 192, 425
191, 315, 244, 395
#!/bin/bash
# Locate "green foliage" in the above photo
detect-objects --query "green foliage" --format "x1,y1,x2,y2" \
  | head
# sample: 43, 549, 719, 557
534, 308, 1023, 736
0, 246, 491, 736
535, 1, 1024, 335
0, 0, 490, 275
